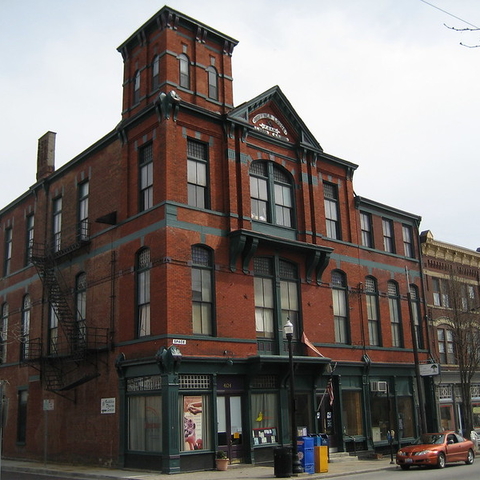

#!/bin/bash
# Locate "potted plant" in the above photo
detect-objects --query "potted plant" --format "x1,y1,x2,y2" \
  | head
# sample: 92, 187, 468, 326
215, 450, 229, 471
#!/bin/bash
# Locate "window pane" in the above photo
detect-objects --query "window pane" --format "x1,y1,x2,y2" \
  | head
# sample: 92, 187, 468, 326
182, 395, 209, 451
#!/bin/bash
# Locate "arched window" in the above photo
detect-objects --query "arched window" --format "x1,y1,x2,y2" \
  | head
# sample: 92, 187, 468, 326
409, 284, 423, 349
178, 54, 190, 89
0, 302, 8, 363
206, 66, 218, 100
191, 245, 214, 335
76, 272, 87, 346
136, 248, 151, 337
133, 70, 141, 104
152, 55, 160, 91
250, 161, 294, 228
332, 271, 349, 344
388, 281, 403, 347
365, 276, 380, 346
20, 295, 31, 360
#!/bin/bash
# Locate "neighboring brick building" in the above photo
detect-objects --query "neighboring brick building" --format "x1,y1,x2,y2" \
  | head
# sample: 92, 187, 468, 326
0, 6, 431, 473
420, 230, 480, 435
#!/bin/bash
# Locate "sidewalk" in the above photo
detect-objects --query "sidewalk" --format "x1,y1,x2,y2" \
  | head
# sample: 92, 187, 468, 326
0, 455, 397, 479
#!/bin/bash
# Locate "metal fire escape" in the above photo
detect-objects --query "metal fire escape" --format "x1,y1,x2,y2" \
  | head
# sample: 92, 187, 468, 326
25, 224, 110, 395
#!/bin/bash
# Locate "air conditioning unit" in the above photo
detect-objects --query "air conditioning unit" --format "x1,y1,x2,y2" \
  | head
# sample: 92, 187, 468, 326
371, 381, 388, 393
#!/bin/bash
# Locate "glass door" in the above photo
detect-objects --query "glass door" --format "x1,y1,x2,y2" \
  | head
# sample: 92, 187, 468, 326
217, 395, 243, 462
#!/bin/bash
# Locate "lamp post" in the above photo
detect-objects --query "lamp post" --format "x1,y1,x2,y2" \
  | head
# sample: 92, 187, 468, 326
284, 320, 303, 475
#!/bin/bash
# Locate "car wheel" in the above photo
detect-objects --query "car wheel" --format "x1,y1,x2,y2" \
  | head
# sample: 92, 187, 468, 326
465, 449, 474, 465
400, 465, 410, 470
437, 452, 446, 469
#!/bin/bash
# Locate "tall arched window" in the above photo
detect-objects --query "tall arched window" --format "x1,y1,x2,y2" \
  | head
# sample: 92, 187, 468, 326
250, 161, 294, 228
76, 272, 87, 346
332, 271, 349, 344
178, 54, 190, 89
136, 248, 151, 337
206, 66, 218, 100
409, 284, 423, 349
388, 281, 403, 347
152, 55, 160, 91
365, 276, 380, 346
133, 70, 141, 104
20, 295, 31, 360
191, 245, 214, 335
0, 302, 8, 363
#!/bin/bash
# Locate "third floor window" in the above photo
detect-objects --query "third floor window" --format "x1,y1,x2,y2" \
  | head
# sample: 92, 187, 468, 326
324, 183, 341, 239
139, 144, 153, 212
250, 161, 293, 228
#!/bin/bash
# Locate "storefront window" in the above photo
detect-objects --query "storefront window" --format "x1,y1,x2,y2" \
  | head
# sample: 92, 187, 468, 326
397, 396, 414, 438
251, 393, 279, 445
371, 392, 394, 442
128, 396, 162, 451
440, 404, 454, 431
473, 404, 480, 430
181, 395, 210, 451
342, 391, 364, 436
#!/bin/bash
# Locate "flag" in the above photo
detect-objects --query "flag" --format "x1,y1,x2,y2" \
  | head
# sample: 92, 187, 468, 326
326, 379, 334, 406
301, 331, 324, 357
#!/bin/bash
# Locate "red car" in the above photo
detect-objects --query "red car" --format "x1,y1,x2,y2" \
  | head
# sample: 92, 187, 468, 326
396, 431, 475, 469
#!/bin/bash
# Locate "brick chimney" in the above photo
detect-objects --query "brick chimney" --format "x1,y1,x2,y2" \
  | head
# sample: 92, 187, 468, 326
36, 131, 56, 180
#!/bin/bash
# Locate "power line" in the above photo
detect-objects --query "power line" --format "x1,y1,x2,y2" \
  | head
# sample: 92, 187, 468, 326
420, 0, 480, 29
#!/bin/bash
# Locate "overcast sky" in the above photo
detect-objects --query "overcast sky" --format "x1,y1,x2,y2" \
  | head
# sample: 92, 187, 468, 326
1, 0, 479, 250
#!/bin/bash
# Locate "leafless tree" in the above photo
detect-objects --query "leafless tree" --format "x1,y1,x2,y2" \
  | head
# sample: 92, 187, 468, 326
445, 24, 480, 48
444, 274, 480, 434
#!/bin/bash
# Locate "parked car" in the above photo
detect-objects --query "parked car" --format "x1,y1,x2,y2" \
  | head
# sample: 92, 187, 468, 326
396, 431, 475, 469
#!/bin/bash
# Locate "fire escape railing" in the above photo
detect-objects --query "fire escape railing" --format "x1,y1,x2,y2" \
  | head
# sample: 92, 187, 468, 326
25, 223, 109, 392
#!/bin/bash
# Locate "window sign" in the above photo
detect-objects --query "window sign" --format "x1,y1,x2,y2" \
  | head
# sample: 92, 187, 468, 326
101, 397, 116, 414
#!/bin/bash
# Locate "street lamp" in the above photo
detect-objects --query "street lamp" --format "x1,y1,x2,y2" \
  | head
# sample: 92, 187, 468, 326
284, 320, 303, 475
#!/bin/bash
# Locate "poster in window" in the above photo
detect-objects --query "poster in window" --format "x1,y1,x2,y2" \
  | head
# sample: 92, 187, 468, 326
183, 395, 204, 450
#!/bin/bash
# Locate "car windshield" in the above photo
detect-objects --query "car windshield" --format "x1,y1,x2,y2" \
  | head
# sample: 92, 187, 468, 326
414, 434, 445, 445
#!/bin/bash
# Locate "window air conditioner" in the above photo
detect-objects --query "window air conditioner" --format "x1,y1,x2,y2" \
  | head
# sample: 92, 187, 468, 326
371, 381, 388, 393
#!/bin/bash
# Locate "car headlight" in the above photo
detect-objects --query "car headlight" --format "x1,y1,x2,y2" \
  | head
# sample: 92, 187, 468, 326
397, 451, 407, 456
413, 450, 430, 456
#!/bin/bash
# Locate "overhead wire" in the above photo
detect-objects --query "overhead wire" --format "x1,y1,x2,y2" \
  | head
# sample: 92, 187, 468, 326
419, 0, 479, 29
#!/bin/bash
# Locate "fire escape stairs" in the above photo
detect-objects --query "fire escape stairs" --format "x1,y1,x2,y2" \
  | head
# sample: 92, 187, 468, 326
28, 243, 107, 394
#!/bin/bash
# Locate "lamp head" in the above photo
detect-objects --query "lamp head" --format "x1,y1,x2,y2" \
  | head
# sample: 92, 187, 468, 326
284, 319, 294, 337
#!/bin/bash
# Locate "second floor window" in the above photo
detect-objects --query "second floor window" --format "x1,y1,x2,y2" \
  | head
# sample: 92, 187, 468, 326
324, 183, 341, 239
136, 249, 151, 337
410, 285, 424, 349
332, 270, 349, 344
437, 327, 455, 364
432, 277, 449, 307
382, 219, 395, 253
25, 215, 34, 265
20, 295, 31, 361
187, 140, 208, 209
250, 162, 293, 227
388, 281, 403, 347
76, 272, 87, 345
78, 181, 89, 240
52, 197, 62, 253
191, 246, 213, 335
49, 303, 59, 354
254, 257, 300, 342
365, 277, 380, 346
360, 212, 373, 248
139, 144, 153, 211
0, 303, 8, 363
3, 227, 12, 276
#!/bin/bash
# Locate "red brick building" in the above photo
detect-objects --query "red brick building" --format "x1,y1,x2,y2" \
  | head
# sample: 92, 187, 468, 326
0, 6, 431, 473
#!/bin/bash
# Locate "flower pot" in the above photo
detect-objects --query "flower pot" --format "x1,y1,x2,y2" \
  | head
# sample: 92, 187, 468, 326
216, 458, 229, 471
